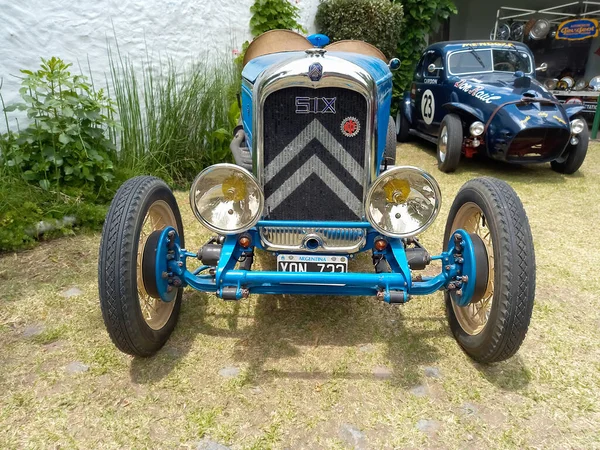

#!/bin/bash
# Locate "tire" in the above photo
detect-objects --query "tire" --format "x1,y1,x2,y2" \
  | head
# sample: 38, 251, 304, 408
551, 119, 589, 174
385, 116, 397, 165
395, 108, 410, 142
443, 177, 535, 363
437, 114, 463, 173
98, 176, 185, 357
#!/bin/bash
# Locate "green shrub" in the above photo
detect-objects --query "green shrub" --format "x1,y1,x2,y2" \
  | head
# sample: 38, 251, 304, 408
316, 0, 404, 58
0, 169, 108, 252
1, 57, 117, 191
109, 49, 239, 186
249, 0, 307, 37
235, 0, 307, 79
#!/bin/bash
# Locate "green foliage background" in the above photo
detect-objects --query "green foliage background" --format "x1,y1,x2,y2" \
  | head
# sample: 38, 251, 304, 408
1, 51, 238, 252
392, 0, 457, 103
250, 0, 306, 37
316, 0, 457, 106
316, 0, 404, 59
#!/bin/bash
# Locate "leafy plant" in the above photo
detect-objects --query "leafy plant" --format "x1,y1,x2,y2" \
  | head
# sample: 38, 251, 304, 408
1, 57, 117, 190
316, 0, 404, 58
234, 0, 307, 77
108, 46, 238, 185
0, 167, 108, 252
392, 0, 457, 98
249, 0, 307, 37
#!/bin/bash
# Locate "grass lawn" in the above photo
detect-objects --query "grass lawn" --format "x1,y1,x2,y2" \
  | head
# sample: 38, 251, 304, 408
1, 141, 599, 449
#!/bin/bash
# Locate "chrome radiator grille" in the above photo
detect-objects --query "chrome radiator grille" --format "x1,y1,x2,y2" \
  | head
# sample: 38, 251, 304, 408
260, 226, 366, 253
262, 86, 368, 222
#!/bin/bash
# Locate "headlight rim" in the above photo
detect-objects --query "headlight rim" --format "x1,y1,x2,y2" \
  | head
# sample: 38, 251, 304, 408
469, 121, 485, 136
570, 118, 585, 135
189, 163, 264, 235
365, 165, 442, 239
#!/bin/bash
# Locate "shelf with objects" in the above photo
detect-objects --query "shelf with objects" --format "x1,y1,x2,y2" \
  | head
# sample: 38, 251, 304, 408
491, 1, 600, 138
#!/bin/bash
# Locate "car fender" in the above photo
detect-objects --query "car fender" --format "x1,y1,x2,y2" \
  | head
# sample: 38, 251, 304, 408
564, 105, 585, 119
442, 102, 485, 124
401, 91, 413, 125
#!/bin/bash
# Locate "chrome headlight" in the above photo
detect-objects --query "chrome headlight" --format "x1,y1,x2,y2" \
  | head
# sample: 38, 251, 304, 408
469, 121, 485, 136
189, 164, 264, 234
570, 118, 585, 135
365, 166, 441, 238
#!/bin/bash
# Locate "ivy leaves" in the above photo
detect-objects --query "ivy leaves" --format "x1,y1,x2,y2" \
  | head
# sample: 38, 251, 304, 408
392, 0, 457, 103
249, 0, 307, 37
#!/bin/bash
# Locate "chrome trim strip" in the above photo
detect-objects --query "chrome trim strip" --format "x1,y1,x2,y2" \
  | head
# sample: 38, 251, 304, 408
260, 226, 367, 253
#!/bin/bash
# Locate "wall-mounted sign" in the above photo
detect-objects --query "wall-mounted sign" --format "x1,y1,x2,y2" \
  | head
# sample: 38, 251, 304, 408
556, 18, 599, 40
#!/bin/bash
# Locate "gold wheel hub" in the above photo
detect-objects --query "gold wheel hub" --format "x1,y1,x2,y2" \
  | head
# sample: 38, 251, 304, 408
450, 203, 495, 336
136, 200, 178, 330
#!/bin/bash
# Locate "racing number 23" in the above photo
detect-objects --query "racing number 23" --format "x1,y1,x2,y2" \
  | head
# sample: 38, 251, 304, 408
421, 89, 435, 125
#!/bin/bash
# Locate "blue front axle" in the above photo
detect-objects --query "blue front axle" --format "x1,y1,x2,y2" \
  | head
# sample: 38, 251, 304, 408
159, 226, 478, 305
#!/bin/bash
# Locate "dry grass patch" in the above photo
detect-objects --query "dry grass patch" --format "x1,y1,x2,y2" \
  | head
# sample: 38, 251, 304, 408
1, 142, 599, 449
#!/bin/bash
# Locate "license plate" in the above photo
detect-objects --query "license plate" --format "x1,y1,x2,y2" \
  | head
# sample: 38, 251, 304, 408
277, 254, 348, 273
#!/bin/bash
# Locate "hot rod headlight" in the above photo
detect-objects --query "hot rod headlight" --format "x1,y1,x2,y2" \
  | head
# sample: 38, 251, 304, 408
365, 166, 441, 238
189, 164, 264, 234
469, 121, 485, 136
570, 118, 585, 135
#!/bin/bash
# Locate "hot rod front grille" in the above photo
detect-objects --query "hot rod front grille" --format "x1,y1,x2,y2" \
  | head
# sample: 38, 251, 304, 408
262, 87, 368, 222
506, 128, 570, 160
260, 226, 366, 253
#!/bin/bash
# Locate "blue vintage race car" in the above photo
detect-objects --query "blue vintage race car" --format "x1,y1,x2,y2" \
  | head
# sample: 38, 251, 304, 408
98, 31, 536, 363
396, 40, 589, 174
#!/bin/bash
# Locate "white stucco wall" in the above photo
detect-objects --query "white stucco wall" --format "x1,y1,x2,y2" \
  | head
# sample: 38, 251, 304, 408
0, 0, 319, 132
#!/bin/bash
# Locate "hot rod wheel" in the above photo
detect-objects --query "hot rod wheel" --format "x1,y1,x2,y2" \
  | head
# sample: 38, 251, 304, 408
385, 116, 397, 165
551, 118, 589, 174
437, 114, 462, 173
98, 176, 185, 357
444, 178, 535, 363
395, 108, 410, 142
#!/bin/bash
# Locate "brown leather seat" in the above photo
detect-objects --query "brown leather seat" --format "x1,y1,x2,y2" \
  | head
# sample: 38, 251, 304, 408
324, 40, 388, 63
243, 30, 313, 67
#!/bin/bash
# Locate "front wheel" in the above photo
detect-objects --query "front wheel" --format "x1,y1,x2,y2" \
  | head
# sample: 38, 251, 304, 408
551, 119, 589, 174
385, 116, 398, 165
437, 114, 463, 173
444, 177, 535, 363
98, 176, 185, 357
395, 108, 410, 142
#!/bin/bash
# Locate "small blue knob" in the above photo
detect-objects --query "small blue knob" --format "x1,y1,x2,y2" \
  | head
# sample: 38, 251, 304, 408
307, 34, 330, 48
388, 58, 401, 71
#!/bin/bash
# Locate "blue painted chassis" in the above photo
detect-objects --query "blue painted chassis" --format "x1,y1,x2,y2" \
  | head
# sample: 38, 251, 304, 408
156, 223, 478, 306
152, 42, 479, 305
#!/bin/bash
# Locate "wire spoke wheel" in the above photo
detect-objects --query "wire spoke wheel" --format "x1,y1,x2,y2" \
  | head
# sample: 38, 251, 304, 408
98, 176, 184, 357
136, 200, 178, 330
443, 177, 535, 363
450, 203, 494, 335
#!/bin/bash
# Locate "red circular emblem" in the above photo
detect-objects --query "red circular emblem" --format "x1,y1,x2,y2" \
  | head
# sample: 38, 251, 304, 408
341, 116, 360, 137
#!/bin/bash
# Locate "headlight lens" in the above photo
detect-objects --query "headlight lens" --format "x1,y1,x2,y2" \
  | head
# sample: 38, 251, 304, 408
469, 121, 485, 136
365, 166, 441, 238
571, 118, 585, 135
189, 164, 264, 234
